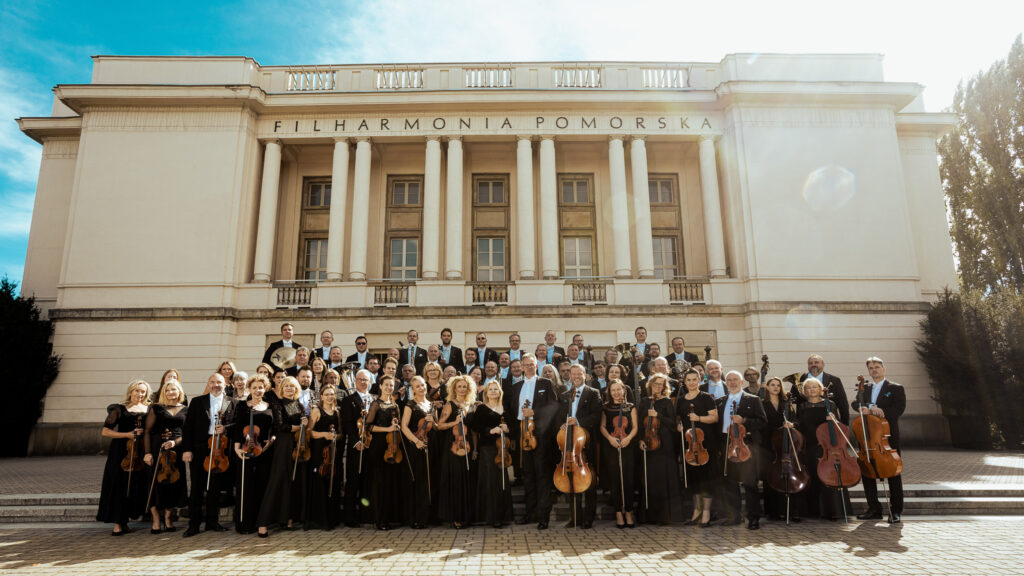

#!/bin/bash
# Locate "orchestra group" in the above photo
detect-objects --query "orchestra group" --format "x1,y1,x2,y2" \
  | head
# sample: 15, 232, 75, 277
97, 324, 905, 538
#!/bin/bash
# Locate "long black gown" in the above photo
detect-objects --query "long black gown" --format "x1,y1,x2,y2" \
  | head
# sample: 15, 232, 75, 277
143, 404, 188, 513
402, 401, 432, 527
438, 400, 472, 525
307, 406, 343, 530
97, 404, 148, 525
637, 396, 681, 524
257, 399, 310, 528
425, 385, 446, 522
675, 392, 717, 498
233, 402, 274, 533
761, 396, 804, 519
368, 398, 404, 528
600, 402, 636, 515
468, 403, 513, 525
798, 400, 849, 519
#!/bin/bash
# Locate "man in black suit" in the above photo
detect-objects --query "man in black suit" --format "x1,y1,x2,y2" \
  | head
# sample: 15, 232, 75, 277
345, 335, 370, 369
557, 364, 603, 528
506, 333, 525, 363
565, 343, 595, 373
852, 356, 905, 523
543, 330, 565, 365
503, 357, 524, 392
341, 369, 376, 526
505, 353, 559, 529
796, 354, 850, 424
666, 336, 700, 367
285, 347, 311, 378
716, 370, 767, 530
311, 330, 334, 363
399, 329, 429, 375
262, 322, 297, 366
473, 332, 500, 370
180, 373, 237, 536
439, 328, 465, 374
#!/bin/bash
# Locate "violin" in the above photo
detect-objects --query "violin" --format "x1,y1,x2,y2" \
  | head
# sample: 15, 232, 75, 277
357, 407, 372, 448
384, 417, 404, 464
852, 375, 903, 479
553, 388, 592, 494
414, 411, 433, 444
156, 429, 180, 484
495, 416, 512, 468
242, 405, 262, 460
642, 400, 661, 451
320, 424, 337, 477
121, 415, 145, 472
610, 403, 630, 444
725, 400, 751, 463
204, 412, 230, 474
450, 406, 469, 457
520, 399, 537, 452
768, 394, 809, 494
815, 392, 861, 489
292, 405, 311, 462
684, 406, 709, 466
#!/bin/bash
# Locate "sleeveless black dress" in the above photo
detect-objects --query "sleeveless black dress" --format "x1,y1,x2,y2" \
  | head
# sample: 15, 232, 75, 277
601, 402, 636, 514
233, 402, 274, 532
144, 404, 188, 511
438, 401, 472, 524
368, 399, 404, 527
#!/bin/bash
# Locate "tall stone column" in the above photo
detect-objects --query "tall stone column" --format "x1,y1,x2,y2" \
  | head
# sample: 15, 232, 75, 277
422, 137, 442, 280
348, 138, 372, 281
326, 138, 349, 281
516, 137, 536, 279
539, 137, 559, 279
699, 136, 727, 277
445, 137, 464, 280
630, 137, 655, 278
608, 137, 632, 278
253, 140, 282, 283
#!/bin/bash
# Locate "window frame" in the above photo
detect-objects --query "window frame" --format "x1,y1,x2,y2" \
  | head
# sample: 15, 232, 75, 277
647, 173, 684, 278
473, 235, 509, 282
561, 235, 596, 279
385, 235, 420, 281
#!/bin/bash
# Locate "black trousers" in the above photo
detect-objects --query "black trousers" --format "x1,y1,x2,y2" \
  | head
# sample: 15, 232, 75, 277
566, 483, 597, 525
343, 445, 369, 524
863, 473, 903, 514
723, 459, 761, 520
187, 452, 228, 529
520, 443, 553, 522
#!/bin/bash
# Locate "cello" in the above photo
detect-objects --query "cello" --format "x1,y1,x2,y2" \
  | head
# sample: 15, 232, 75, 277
553, 388, 593, 527
852, 375, 902, 522
768, 392, 809, 524
815, 390, 861, 522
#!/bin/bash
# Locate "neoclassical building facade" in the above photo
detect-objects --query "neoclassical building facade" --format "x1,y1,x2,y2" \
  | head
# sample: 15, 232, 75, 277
18, 54, 956, 451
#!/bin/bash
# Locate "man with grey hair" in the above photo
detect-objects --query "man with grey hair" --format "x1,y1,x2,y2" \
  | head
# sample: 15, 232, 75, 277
716, 369, 766, 530
796, 354, 849, 424
341, 368, 376, 527
701, 360, 727, 400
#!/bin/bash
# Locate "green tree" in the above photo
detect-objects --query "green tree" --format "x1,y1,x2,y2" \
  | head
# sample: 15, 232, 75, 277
0, 277, 61, 457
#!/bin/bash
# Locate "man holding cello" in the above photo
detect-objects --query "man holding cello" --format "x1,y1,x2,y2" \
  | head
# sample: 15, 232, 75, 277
556, 364, 602, 529
852, 356, 905, 523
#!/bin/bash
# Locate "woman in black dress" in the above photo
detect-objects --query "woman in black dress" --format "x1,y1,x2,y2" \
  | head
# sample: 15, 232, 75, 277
367, 376, 404, 530
98, 379, 151, 535
797, 378, 847, 520
149, 368, 182, 404
637, 374, 681, 525
218, 361, 237, 397
232, 375, 275, 534
437, 375, 476, 528
761, 377, 804, 521
257, 376, 309, 537
675, 368, 719, 527
600, 379, 637, 528
470, 380, 513, 527
307, 384, 343, 530
423, 362, 445, 522
142, 379, 187, 533
400, 376, 434, 528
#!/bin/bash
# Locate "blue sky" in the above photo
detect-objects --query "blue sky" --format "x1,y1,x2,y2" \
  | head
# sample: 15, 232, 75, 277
2, 0, 1022, 288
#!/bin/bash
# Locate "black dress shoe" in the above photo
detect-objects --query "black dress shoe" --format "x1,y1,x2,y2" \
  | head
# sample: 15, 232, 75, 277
537, 521, 548, 530
888, 513, 902, 524
747, 518, 760, 530
626, 522, 636, 529
857, 509, 883, 520
206, 524, 229, 532
699, 521, 713, 529
682, 518, 698, 526
257, 531, 268, 538
111, 530, 125, 536
183, 527, 201, 538
150, 528, 162, 534
163, 525, 177, 532
377, 524, 390, 531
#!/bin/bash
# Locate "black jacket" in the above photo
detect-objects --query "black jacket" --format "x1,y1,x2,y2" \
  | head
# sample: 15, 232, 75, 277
470, 347, 500, 370
850, 379, 906, 450
666, 350, 700, 367
180, 394, 238, 455
340, 390, 376, 449
398, 345, 429, 374
796, 372, 850, 424
505, 376, 559, 441
715, 392, 767, 446
262, 340, 300, 366
439, 346, 465, 374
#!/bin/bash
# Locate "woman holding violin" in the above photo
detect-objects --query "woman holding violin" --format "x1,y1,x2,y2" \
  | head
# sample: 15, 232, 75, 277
367, 375, 405, 530
307, 384, 343, 530
143, 379, 188, 533
98, 379, 151, 535
469, 380, 513, 528
600, 379, 637, 528
256, 376, 308, 537
401, 376, 435, 528
796, 377, 849, 520
421, 362, 446, 522
675, 368, 718, 527
232, 375, 274, 534
637, 374, 681, 525
437, 375, 476, 529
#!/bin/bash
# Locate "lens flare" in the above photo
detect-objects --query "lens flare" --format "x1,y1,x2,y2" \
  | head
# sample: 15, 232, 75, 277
802, 165, 856, 213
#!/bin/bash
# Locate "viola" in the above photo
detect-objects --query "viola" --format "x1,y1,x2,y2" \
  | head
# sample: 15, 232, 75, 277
684, 406, 709, 466
852, 375, 903, 479
642, 401, 661, 451
815, 393, 861, 489
384, 417, 404, 464
450, 407, 469, 457
553, 388, 592, 494
156, 429, 180, 484
725, 400, 751, 463
768, 395, 809, 494
495, 416, 512, 468
121, 415, 145, 472
320, 424, 337, 477
520, 399, 537, 452
204, 412, 230, 474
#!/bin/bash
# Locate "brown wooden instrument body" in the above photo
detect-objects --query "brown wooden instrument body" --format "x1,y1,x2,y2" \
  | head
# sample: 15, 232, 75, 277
414, 416, 433, 444
319, 424, 336, 477
642, 410, 661, 451
852, 376, 903, 479
815, 403, 861, 488
520, 399, 537, 451
204, 413, 230, 473
450, 409, 469, 457
683, 406, 709, 466
768, 426, 809, 494
156, 430, 180, 484
384, 418, 403, 464
357, 409, 372, 448
610, 407, 629, 442
292, 424, 311, 463
725, 402, 751, 463
242, 424, 262, 459
121, 416, 145, 472
553, 422, 592, 494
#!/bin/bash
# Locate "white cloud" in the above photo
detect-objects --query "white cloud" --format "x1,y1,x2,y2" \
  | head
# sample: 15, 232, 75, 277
0, 67, 46, 184
0, 190, 34, 237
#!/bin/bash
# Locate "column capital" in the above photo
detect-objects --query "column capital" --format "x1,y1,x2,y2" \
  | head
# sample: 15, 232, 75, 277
424, 135, 441, 143
698, 134, 719, 144
332, 136, 349, 144
608, 134, 625, 143
261, 138, 283, 147
516, 134, 534, 143
355, 137, 372, 144
539, 134, 556, 142
446, 135, 462, 143
631, 135, 647, 143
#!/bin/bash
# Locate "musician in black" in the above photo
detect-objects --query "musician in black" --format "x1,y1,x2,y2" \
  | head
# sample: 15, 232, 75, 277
399, 329, 428, 375
312, 330, 334, 363
180, 373, 237, 537
505, 354, 558, 529
796, 354, 850, 424
438, 328, 465, 374
262, 323, 297, 366
556, 364, 602, 528
666, 336, 700, 367
344, 335, 370, 369
852, 356, 905, 523
341, 369, 376, 527
717, 370, 767, 530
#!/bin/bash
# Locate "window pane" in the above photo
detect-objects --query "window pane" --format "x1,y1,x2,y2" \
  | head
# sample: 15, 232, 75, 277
324, 184, 332, 206
493, 248, 504, 266
478, 182, 488, 204
479, 250, 490, 267
576, 181, 589, 203
493, 182, 504, 203
562, 181, 573, 203
393, 185, 405, 205
407, 183, 420, 204
493, 269, 505, 281
661, 181, 672, 203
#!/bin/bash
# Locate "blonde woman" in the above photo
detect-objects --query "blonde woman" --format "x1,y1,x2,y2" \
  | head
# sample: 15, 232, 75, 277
98, 379, 151, 535
307, 384, 343, 530
638, 374, 681, 525
257, 377, 308, 537
143, 379, 188, 533
401, 376, 435, 528
437, 375, 476, 528
469, 379, 513, 528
